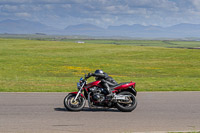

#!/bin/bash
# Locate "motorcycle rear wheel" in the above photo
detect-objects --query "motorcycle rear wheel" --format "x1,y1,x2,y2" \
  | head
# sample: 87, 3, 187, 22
64, 93, 86, 111
115, 91, 137, 112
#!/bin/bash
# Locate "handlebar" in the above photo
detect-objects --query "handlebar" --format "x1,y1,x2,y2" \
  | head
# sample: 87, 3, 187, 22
84, 73, 92, 80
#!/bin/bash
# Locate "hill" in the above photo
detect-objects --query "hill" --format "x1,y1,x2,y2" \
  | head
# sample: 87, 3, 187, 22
0, 19, 60, 34
64, 23, 105, 36
1, 19, 200, 38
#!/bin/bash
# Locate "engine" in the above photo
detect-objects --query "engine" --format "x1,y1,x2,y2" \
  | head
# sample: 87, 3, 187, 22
89, 87, 105, 102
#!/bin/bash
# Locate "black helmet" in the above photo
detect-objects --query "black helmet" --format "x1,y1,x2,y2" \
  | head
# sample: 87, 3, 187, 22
94, 69, 104, 74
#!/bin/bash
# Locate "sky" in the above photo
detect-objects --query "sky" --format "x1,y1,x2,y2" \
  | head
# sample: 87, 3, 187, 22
1, 0, 200, 29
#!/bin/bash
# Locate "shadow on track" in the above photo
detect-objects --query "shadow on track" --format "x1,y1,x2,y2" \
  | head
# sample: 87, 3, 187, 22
54, 107, 120, 112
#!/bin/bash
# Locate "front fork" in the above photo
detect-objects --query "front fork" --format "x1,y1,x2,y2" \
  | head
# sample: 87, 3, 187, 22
73, 89, 82, 102
73, 82, 86, 102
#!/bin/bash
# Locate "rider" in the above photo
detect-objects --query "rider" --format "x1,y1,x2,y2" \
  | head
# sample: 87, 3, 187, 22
86, 70, 118, 97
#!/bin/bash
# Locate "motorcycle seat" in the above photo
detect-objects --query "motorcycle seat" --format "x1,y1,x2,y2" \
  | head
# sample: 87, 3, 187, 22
110, 82, 130, 90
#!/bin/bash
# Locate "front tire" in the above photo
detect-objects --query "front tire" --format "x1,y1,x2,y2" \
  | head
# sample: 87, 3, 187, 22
115, 91, 137, 112
64, 93, 86, 111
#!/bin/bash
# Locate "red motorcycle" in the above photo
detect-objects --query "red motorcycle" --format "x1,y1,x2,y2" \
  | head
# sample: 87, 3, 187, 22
64, 75, 137, 112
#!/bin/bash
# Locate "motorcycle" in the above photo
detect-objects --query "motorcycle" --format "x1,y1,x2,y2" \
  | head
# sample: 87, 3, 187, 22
64, 75, 137, 112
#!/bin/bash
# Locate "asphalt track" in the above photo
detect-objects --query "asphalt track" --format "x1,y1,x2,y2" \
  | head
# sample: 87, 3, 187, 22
0, 92, 200, 133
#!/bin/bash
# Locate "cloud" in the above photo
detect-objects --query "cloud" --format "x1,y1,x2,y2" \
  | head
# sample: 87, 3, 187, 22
15, 12, 31, 17
190, 0, 200, 10
0, 5, 18, 15
1, 0, 200, 28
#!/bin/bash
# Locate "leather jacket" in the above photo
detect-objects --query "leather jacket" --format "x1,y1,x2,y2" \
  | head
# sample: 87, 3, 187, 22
91, 72, 118, 85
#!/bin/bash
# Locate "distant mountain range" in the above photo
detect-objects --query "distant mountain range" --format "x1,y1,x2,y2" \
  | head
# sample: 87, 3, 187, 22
1, 19, 200, 38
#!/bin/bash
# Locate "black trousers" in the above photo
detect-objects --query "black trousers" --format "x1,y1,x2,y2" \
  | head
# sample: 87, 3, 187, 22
101, 79, 116, 94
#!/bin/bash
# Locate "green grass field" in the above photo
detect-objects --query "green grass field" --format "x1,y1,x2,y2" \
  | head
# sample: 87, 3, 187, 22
0, 38, 199, 92
62, 39, 200, 48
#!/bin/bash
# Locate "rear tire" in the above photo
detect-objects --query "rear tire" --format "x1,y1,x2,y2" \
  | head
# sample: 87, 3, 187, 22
115, 91, 137, 112
64, 93, 86, 111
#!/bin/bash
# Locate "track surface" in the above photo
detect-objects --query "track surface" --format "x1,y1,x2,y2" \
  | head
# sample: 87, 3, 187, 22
0, 92, 200, 133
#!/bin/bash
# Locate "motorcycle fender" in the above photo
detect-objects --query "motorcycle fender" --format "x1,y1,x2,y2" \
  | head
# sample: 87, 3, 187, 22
131, 88, 137, 96
70, 92, 85, 98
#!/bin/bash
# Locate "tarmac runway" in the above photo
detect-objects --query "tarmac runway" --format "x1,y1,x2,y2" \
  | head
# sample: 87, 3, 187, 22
0, 92, 200, 133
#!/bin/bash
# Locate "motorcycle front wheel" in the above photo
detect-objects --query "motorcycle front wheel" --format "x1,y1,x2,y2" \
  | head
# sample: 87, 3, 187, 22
64, 93, 86, 111
115, 91, 137, 112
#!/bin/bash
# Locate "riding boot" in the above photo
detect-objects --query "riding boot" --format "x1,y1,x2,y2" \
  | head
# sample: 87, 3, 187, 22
107, 92, 114, 98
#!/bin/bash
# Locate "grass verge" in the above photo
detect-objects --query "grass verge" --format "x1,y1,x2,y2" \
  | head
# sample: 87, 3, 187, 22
0, 38, 199, 92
